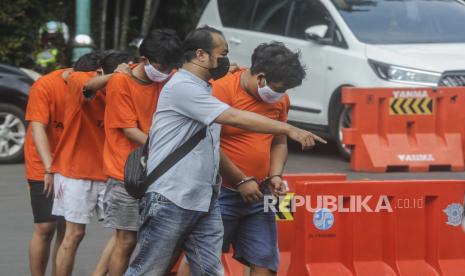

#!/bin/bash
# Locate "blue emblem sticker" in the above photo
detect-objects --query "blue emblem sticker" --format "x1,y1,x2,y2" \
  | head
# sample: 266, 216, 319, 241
313, 208, 334, 231
443, 203, 464, 227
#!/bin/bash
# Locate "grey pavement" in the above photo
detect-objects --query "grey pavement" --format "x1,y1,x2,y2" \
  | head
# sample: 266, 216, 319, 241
0, 164, 111, 275
1, 142, 464, 275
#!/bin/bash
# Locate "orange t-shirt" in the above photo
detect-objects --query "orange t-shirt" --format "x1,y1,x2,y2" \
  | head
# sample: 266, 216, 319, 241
212, 71, 290, 189
24, 68, 69, 181
50, 71, 107, 181
103, 72, 165, 181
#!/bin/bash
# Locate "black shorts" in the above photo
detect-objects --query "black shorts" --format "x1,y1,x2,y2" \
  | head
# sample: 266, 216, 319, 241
28, 180, 64, 223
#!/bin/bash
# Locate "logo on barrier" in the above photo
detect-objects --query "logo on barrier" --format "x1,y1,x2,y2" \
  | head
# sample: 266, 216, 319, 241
443, 203, 464, 227
398, 154, 435, 162
275, 193, 294, 221
313, 208, 334, 231
389, 97, 433, 115
392, 90, 428, 98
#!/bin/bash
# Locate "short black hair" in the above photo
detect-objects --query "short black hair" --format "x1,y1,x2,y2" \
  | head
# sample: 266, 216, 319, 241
92, 50, 108, 60
73, 52, 101, 72
183, 25, 224, 62
139, 29, 182, 69
251, 42, 306, 89
100, 51, 136, 74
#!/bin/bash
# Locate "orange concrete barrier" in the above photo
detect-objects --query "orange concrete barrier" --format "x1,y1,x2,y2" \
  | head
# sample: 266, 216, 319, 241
170, 174, 348, 275
222, 173, 347, 276
276, 174, 347, 275
286, 180, 465, 276
437, 87, 465, 165
342, 87, 464, 172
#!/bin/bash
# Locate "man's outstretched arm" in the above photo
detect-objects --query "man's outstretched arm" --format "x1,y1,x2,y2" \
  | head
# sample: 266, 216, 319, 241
215, 107, 326, 150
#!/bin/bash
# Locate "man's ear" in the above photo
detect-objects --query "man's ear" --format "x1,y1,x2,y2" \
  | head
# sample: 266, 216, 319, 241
196, 49, 209, 62
257, 73, 266, 86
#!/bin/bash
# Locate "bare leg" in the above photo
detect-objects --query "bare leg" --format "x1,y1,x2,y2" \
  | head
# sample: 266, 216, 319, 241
29, 222, 57, 276
51, 220, 66, 276
55, 221, 86, 276
109, 229, 137, 276
92, 232, 116, 276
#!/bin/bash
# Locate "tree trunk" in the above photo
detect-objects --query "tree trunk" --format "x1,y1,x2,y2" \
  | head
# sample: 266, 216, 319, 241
140, 0, 154, 38
119, 0, 131, 50
113, 0, 121, 49
99, 0, 108, 50
147, 0, 161, 35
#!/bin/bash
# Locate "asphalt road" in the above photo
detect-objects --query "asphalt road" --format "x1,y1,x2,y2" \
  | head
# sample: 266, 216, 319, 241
1, 142, 464, 275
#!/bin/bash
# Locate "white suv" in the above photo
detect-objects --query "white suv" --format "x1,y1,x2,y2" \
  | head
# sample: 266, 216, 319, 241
198, 0, 465, 159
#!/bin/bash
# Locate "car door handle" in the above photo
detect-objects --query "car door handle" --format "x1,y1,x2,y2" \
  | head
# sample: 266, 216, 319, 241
229, 37, 242, 45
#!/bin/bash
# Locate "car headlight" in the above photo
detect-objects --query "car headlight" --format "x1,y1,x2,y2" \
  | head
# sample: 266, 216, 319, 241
368, 59, 441, 86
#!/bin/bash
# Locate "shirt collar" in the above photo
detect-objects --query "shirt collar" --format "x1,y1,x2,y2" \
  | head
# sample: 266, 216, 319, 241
179, 69, 210, 88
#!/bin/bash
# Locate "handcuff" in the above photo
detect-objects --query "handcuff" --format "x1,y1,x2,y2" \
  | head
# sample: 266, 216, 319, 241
234, 174, 283, 189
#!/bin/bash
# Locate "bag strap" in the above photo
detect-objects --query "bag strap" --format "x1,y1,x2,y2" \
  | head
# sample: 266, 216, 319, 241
144, 126, 207, 186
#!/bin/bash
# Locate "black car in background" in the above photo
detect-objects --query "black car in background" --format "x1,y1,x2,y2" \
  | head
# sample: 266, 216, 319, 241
0, 64, 36, 163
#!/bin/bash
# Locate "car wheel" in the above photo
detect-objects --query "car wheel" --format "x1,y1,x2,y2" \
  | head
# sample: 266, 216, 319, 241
331, 102, 352, 160
0, 103, 26, 164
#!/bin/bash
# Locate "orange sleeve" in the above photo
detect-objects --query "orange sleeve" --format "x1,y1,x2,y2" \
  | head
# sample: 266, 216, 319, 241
278, 95, 290, 123
105, 75, 137, 129
25, 80, 50, 125
212, 80, 234, 106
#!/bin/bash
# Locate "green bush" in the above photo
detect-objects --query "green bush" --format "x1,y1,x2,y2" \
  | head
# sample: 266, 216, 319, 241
0, 0, 208, 68
0, 0, 72, 67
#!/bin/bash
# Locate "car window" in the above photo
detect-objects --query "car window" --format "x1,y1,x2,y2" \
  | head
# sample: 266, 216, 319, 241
288, 0, 331, 39
218, 0, 257, 29
334, 27, 346, 47
250, 0, 292, 35
332, 0, 465, 44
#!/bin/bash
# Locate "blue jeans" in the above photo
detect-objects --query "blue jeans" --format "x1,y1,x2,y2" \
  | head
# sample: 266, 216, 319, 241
124, 192, 224, 276
220, 187, 279, 272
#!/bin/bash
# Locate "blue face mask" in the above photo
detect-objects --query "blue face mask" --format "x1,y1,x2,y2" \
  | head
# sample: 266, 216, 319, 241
257, 79, 285, 103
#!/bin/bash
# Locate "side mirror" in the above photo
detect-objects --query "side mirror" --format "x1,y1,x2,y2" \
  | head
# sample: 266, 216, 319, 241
305, 25, 329, 43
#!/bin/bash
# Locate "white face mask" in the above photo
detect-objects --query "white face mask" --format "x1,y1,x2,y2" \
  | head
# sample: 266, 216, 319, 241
257, 79, 285, 103
144, 64, 169, 82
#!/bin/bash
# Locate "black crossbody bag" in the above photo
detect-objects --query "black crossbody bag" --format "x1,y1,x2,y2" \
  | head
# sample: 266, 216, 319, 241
124, 127, 207, 199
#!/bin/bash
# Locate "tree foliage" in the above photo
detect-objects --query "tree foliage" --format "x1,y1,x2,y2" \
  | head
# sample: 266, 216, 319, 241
0, 0, 209, 67
0, 0, 72, 67
155, 0, 209, 39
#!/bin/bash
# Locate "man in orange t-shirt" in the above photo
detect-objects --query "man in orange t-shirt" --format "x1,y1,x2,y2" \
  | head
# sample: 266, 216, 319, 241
101, 29, 182, 275
213, 42, 307, 275
25, 68, 70, 276
24, 52, 106, 276
49, 52, 134, 276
